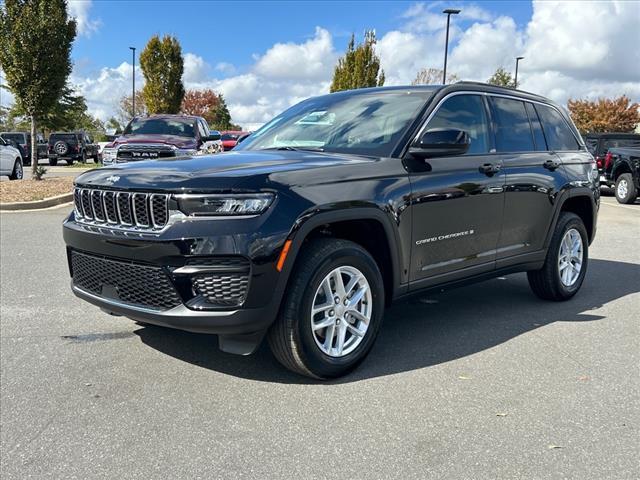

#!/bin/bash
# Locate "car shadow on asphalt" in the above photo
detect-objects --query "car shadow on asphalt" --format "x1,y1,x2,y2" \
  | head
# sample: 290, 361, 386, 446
134, 259, 639, 385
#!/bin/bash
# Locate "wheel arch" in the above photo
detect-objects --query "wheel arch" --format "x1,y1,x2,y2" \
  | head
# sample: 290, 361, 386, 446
557, 194, 596, 244
612, 161, 632, 181
280, 208, 403, 306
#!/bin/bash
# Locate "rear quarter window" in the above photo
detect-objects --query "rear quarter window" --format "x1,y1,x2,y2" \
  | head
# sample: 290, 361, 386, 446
535, 104, 580, 151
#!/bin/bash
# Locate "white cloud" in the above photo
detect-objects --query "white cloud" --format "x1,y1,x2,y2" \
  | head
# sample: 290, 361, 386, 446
183, 53, 210, 83
253, 27, 337, 80
7, 1, 639, 130
70, 62, 144, 121
68, 0, 101, 37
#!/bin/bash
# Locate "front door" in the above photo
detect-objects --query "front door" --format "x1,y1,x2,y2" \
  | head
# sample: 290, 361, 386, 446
407, 93, 505, 285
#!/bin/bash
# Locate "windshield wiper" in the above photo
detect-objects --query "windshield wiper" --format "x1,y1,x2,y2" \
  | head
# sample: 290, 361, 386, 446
261, 146, 325, 152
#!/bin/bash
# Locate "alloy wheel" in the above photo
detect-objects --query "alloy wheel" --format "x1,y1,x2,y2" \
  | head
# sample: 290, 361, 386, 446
310, 266, 372, 357
558, 228, 583, 287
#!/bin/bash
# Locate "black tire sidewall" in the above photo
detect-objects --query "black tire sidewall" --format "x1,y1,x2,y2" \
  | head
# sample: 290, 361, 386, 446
550, 214, 589, 298
294, 245, 384, 377
49, 158, 58, 166
10, 159, 23, 180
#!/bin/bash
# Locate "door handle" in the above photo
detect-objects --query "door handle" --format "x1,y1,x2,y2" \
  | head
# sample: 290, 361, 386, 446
479, 163, 501, 176
543, 159, 561, 171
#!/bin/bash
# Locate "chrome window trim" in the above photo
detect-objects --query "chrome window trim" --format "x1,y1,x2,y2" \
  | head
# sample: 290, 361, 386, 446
412, 90, 585, 152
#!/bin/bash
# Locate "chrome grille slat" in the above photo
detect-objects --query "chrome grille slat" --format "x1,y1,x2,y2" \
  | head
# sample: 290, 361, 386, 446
73, 187, 169, 231
132, 193, 150, 227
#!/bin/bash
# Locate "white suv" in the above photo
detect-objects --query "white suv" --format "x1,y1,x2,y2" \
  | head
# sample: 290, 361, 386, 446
0, 136, 23, 180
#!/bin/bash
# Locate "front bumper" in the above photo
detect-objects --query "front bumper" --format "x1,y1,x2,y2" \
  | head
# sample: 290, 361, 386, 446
63, 211, 291, 353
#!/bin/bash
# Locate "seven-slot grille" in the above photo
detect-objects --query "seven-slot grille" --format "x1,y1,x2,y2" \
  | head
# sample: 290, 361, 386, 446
74, 187, 169, 230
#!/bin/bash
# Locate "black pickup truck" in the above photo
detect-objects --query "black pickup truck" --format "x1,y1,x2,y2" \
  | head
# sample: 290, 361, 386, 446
602, 147, 640, 204
63, 83, 599, 378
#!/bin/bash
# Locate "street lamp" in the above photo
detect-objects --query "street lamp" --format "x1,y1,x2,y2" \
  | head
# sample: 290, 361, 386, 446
514, 56, 524, 89
442, 8, 461, 84
129, 47, 136, 117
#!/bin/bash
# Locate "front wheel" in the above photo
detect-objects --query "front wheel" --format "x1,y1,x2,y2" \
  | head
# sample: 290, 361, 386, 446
615, 173, 637, 204
268, 238, 385, 379
9, 159, 23, 180
527, 212, 588, 301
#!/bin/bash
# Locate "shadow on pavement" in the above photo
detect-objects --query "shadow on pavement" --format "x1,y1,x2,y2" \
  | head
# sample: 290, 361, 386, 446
134, 259, 639, 384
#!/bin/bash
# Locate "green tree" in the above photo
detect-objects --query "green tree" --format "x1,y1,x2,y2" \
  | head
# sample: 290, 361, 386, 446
0, 0, 76, 178
115, 90, 147, 125
330, 30, 385, 93
8, 83, 103, 137
486, 67, 516, 88
207, 94, 240, 131
412, 67, 459, 85
140, 35, 185, 114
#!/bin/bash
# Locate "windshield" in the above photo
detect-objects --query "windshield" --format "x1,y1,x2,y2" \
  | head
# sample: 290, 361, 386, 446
123, 118, 196, 138
237, 90, 431, 157
1, 133, 25, 143
50, 134, 77, 142
221, 133, 240, 141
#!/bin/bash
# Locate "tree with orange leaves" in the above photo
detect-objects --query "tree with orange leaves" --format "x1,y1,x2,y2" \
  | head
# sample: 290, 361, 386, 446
568, 96, 640, 134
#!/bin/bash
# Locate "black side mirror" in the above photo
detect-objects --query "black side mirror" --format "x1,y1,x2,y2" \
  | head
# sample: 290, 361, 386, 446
205, 132, 221, 141
409, 128, 470, 158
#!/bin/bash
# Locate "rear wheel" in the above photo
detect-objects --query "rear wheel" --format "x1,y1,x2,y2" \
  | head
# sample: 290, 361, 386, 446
527, 212, 588, 301
49, 157, 58, 166
615, 173, 637, 204
268, 238, 385, 379
9, 158, 23, 180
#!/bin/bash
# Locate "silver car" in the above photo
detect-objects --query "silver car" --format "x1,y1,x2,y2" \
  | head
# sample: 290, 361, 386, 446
0, 136, 23, 180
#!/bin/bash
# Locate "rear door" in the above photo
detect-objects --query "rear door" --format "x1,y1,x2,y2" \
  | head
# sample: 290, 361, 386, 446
489, 96, 568, 262
408, 93, 505, 285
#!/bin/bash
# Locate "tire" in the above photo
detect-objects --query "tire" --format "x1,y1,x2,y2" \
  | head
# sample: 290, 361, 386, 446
268, 238, 385, 379
49, 157, 58, 166
53, 140, 69, 156
614, 173, 637, 204
80, 151, 87, 164
67, 157, 75, 166
9, 158, 23, 180
527, 212, 588, 301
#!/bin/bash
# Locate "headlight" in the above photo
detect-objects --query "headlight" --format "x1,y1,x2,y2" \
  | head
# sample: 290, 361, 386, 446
174, 148, 198, 156
102, 148, 117, 163
175, 193, 274, 216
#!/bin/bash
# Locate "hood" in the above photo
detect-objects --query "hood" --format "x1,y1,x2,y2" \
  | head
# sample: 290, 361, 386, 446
108, 134, 196, 149
74, 150, 377, 191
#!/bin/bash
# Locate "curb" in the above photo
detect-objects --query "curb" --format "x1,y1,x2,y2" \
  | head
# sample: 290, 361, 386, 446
0, 192, 74, 211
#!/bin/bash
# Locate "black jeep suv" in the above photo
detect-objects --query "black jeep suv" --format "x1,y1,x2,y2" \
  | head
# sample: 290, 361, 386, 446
48, 132, 99, 166
63, 83, 599, 378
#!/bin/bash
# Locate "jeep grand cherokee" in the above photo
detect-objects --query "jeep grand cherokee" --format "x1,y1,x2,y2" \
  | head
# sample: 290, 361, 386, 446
63, 83, 599, 379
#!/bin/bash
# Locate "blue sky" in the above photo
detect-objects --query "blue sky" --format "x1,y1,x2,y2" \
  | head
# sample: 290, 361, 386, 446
72, 1, 533, 79
3, 1, 636, 129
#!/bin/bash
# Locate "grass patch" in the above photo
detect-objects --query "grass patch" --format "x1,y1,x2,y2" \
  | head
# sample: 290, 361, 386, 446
0, 177, 75, 203
63, 162, 101, 169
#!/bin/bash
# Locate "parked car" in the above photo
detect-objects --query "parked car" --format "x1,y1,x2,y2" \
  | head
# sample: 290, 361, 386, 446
584, 132, 640, 185
0, 136, 23, 180
0, 131, 48, 165
64, 82, 598, 379
601, 147, 640, 204
220, 130, 249, 151
101, 115, 223, 165
48, 132, 99, 166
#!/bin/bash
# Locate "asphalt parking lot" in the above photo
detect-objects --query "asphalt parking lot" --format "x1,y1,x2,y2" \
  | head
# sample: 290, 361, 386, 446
1, 196, 638, 479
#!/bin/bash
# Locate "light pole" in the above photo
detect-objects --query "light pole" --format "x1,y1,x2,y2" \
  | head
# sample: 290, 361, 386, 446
514, 56, 524, 89
129, 47, 136, 117
442, 8, 461, 84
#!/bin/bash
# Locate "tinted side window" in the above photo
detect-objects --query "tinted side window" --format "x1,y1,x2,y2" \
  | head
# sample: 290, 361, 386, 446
491, 97, 535, 152
525, 102, 547, 151
536, 104, 580, 151
426, 94, 490, 154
